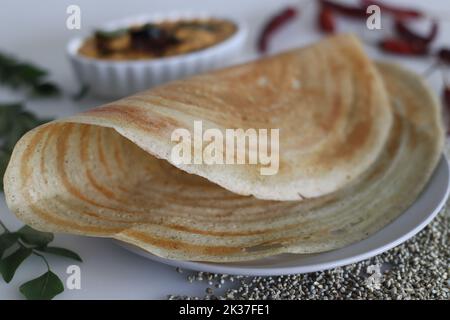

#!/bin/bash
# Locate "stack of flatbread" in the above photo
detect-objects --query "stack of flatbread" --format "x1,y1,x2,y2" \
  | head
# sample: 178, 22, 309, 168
3, 35, 444, 262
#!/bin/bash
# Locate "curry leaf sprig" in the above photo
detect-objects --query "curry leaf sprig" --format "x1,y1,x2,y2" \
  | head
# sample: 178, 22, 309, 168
0, 103, 80, 300
0, 52, 83, 300
0, 53, 60, 97
0, 103, 81, 300
0, 222, 82, 300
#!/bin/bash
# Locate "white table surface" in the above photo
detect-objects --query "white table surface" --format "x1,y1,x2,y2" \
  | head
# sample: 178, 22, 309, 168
0, 0, 449, 299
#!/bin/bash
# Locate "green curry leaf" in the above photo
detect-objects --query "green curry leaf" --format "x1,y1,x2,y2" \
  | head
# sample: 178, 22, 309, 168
17, 226, 54, 247
0, 247, 32, 283
36, 246, 83, 262
0, 232, 19, 258
0, 52, 60, 97
19, 271, 64, 300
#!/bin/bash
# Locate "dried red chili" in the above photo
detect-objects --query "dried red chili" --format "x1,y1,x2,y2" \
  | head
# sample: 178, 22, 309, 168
318, 5, 336, 33
444, 86, 450, 107
378, 38, 429, 56
395, 19, 438, 45
422, 48, 450, 78
437, 48, 450, 65
258, 7, 298, 53
361, 0, 423, 19
321, 0, 367, 19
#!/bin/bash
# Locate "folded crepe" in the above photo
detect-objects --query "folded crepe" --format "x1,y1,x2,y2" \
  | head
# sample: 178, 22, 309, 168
3, 35, 443, 262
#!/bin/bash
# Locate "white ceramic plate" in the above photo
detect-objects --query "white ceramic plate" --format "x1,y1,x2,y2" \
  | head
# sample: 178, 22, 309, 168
116, 156, 450, 276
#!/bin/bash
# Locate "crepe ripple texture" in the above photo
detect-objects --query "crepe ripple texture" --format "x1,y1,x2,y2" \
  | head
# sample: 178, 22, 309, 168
3, 35, 444, 262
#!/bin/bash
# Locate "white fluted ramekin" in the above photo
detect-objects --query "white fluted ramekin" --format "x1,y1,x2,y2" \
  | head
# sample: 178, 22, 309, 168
67, 12, 247, 99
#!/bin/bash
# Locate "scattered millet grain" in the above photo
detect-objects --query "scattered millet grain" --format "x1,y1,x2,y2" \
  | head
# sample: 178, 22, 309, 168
168, 211, 449, 300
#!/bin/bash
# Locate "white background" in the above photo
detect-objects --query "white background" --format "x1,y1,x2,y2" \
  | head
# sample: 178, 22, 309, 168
0, 0, 449, 299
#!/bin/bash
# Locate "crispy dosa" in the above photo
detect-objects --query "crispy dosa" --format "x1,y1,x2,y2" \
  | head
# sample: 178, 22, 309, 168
3, 37, 443, 262
43, 35, 392, 201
